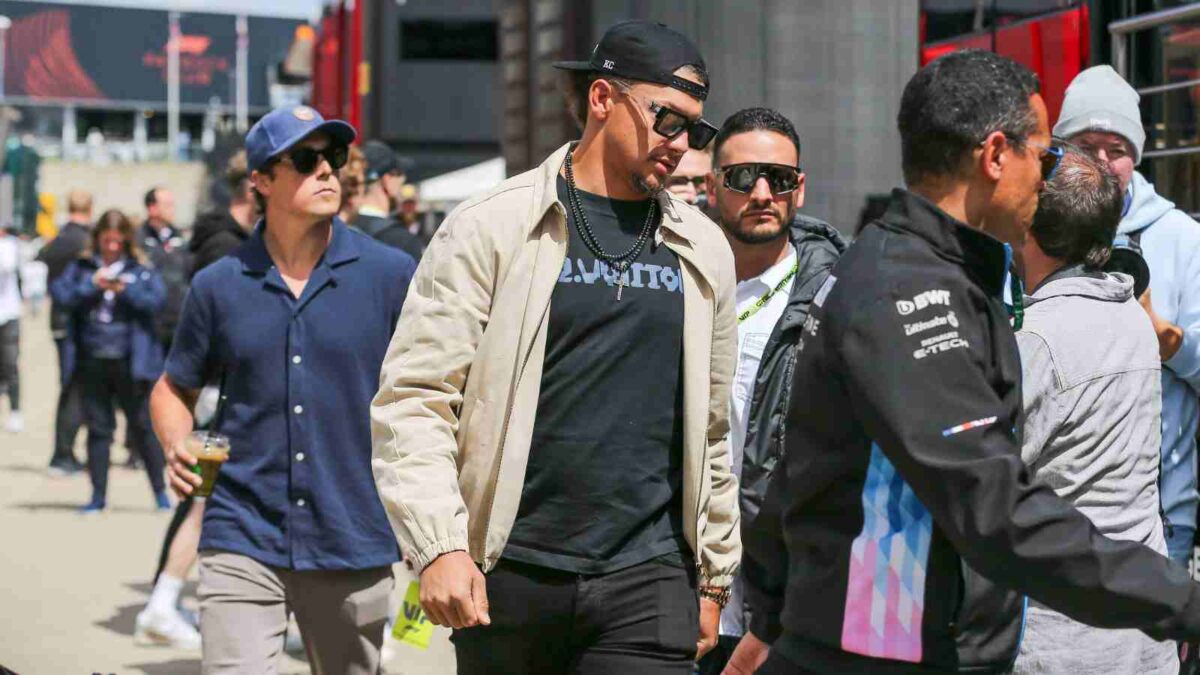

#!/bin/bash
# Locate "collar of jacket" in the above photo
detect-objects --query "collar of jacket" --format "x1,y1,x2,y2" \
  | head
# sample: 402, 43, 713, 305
142, 222, 178, 241
769, 214, 848, 333
530, 142, 717, 287
1025, 266, 1131, 307
880, 188, 1009, 298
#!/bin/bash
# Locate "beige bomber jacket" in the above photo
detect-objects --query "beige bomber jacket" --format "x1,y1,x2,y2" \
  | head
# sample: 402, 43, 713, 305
370, 143, 740, 586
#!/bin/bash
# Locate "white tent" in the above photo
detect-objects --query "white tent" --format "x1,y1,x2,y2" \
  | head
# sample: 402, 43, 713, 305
417, 157, 506, 207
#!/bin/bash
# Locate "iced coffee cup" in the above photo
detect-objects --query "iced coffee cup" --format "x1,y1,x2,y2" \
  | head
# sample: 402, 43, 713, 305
186, 431, 230, 499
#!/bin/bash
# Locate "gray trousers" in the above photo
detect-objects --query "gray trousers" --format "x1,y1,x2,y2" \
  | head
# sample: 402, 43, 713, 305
0, 319, 18, 411
198, 551, 393, 675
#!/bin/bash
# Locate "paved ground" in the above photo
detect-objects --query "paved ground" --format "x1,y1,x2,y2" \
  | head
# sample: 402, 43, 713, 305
0, 305, 454, 674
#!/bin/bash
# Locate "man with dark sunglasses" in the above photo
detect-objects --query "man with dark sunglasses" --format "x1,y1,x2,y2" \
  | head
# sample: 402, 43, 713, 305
693, 107, 846, 675
151, 105, 416, 673
733, 49, 1200, 675
372, 20, 739, 674
666, 146, 712, 208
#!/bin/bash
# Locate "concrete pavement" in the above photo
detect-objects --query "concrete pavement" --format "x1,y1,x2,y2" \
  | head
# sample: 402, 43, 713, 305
0, 305, 454, 674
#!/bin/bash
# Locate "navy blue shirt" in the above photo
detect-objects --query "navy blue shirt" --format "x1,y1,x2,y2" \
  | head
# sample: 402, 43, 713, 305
166, 219, 415, 570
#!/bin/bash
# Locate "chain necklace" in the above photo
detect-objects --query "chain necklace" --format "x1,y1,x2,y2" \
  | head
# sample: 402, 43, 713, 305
738, 262, 799, 323
563, 143, 659, 301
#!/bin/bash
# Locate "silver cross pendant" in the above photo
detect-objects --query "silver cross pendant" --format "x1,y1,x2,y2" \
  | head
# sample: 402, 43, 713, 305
616, 263, 627, 301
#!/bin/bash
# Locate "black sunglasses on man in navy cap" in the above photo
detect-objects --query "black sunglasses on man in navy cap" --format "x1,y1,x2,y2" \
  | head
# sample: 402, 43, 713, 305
278, 144, 350, 175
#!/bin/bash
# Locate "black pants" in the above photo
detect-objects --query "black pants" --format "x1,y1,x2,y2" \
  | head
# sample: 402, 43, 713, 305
696, 635, 741, 675
50, 337, 83, 466
452, 557, 699, 675
79, 358, 165, 504
0, 319, 18, 411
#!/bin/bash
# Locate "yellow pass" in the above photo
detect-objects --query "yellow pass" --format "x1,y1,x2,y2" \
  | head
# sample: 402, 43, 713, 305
392, 580, 434, 649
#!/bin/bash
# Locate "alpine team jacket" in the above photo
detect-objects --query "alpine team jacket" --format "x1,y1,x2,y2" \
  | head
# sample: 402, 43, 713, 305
742, 189, 1200, 673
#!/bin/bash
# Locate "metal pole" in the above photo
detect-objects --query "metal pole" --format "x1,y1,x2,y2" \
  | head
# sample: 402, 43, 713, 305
167, 11, 181, 160
0, 16, 11, 101
236, 14, 248, 133
1109, 3, 1200, 36
1112, 31, 1126, 78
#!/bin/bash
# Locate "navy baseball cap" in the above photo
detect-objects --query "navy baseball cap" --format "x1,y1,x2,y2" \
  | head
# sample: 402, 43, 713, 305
246, 105, 356, 172
363, 141, 416, 182
553, 20, 708, 101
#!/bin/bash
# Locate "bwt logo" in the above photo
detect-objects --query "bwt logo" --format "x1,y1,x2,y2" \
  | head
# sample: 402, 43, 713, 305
896, 289, 951, 316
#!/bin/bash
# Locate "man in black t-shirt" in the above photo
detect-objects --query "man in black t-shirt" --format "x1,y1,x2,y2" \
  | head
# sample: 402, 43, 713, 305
372, 20, 738, 675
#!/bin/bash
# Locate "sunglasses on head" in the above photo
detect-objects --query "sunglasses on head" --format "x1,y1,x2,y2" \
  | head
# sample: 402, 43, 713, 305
280, 144, 349, 174
618, 87, 718, 150
717, 163, 802, 195
1028, 140, 1064, 182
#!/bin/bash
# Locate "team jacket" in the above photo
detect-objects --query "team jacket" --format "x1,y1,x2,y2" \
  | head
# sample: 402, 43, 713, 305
742, 189, 1200, 673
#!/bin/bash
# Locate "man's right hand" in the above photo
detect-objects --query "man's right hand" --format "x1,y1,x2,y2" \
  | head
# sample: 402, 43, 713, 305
165, 440, 201, 499
419, 550, 490, 629
722, 631, 770, 675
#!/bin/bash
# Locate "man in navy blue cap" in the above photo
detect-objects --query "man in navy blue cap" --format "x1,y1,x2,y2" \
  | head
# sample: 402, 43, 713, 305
373, 20, 738, 674
357, 140, 424, 261
150, 105, 416, 673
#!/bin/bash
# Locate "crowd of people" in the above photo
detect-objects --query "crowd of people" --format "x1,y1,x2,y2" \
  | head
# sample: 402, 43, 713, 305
8, 16, 1200, 675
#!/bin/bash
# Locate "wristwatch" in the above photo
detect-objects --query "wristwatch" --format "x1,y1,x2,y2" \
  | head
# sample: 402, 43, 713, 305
699, 584, 731, 608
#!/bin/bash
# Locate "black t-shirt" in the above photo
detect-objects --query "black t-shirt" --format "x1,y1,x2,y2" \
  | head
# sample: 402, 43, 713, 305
503, 176, 687, 574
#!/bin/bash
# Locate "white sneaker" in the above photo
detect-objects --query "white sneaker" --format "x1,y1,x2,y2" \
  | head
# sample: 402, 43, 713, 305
134, 605, 201, 650
4, 412, 22, 433
284, 623, 305, 654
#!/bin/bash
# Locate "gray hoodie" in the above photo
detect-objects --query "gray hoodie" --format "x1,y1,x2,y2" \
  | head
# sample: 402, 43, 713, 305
1013, 271, 1175, 674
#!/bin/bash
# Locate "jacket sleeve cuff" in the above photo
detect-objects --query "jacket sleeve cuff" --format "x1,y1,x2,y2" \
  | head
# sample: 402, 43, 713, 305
1166, 330, 1200, 390
701, 573, 735, 587
408, 536, 471, 575
749, 607, 783, 644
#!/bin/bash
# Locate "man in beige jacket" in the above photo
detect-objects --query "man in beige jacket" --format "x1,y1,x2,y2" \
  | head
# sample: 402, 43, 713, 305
372, 20, 739, 674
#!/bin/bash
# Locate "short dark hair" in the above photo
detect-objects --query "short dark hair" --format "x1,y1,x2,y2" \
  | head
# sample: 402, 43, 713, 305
144, 187, 162, 209
560, 64, 710, 132
251, 160, 277, 214
898, 49, 1040, 185
712, 107, 801, 170
226, 150, 249, 193
1030, 145, 1123, 268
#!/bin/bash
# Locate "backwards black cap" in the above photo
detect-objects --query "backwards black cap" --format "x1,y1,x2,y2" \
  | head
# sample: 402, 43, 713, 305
553, 20, 708, 101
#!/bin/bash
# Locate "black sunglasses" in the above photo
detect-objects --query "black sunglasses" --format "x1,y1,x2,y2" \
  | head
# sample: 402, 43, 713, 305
281, 144, 349, 174
717, 163, 802, 195
667, 174, 707, 189
620, 89, 718, 150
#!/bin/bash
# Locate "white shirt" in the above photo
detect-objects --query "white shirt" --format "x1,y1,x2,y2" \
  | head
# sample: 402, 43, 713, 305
721, 243, 797, 637
0, 236, 21, 324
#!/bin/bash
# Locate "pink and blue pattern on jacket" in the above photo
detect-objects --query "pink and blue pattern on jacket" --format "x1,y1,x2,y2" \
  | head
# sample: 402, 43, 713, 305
841, 443, 933, 663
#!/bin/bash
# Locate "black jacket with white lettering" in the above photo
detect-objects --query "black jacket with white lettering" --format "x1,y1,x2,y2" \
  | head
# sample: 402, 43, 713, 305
743, 189, 1200, 673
